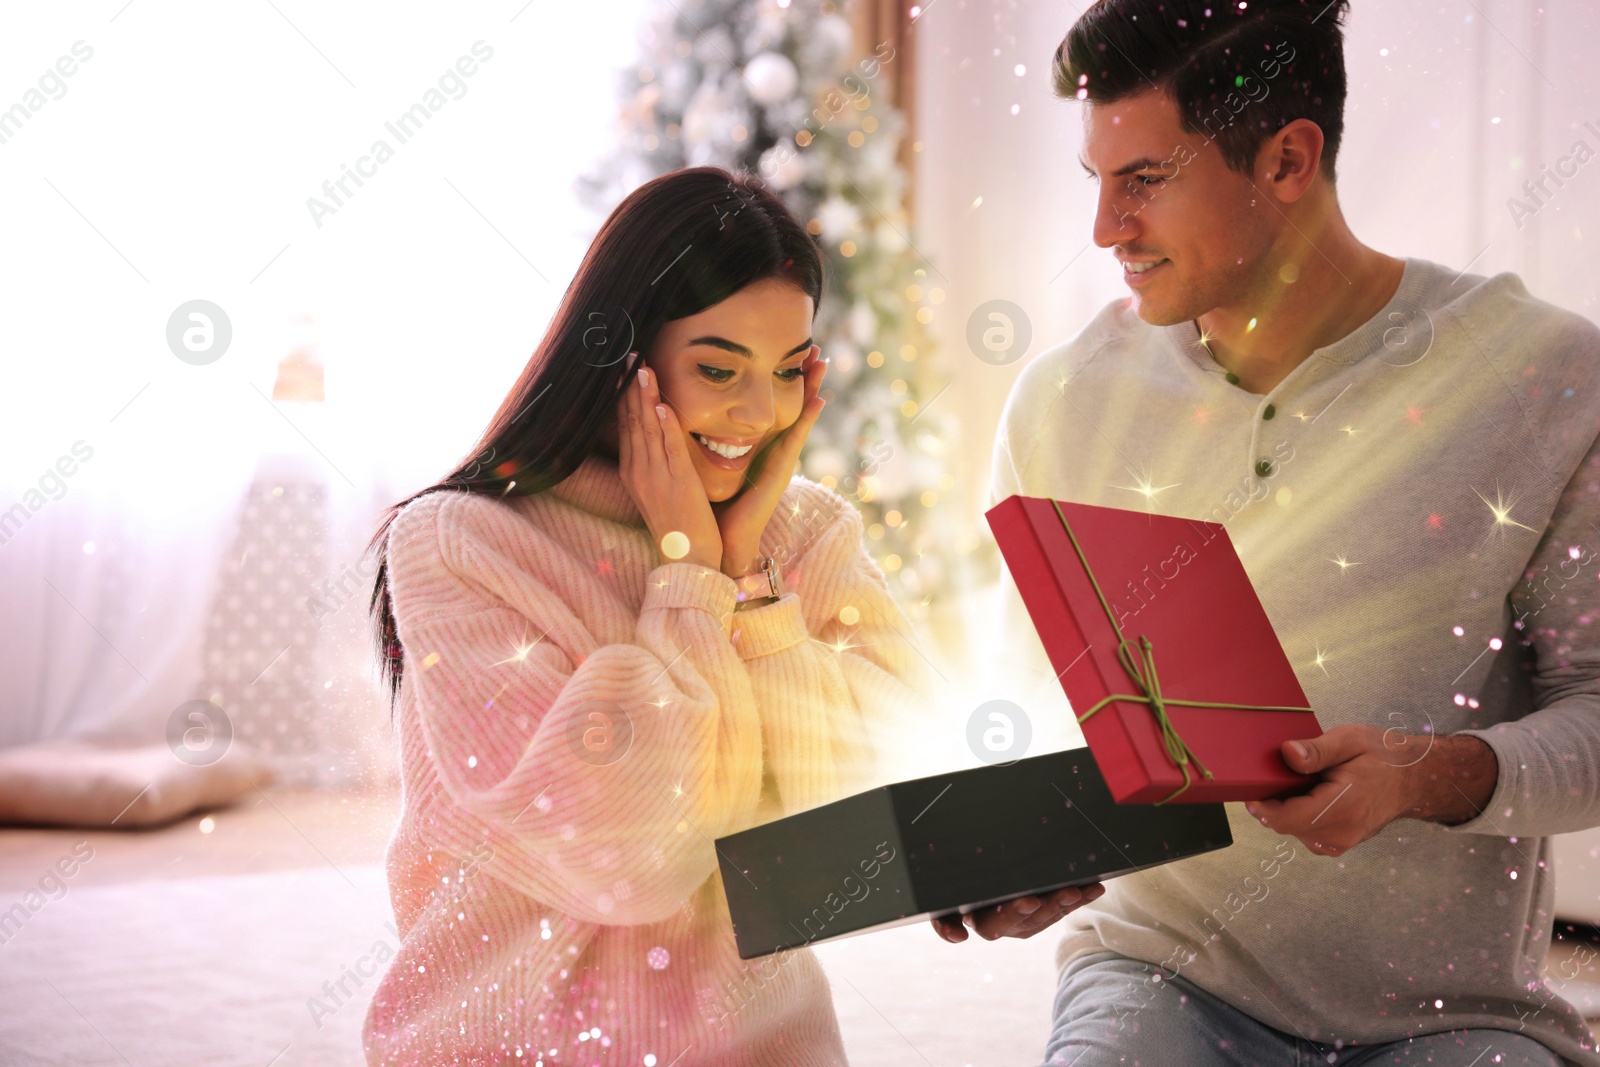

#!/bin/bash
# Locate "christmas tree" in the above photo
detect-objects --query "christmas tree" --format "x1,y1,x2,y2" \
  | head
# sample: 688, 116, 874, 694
579, 0, 965, 619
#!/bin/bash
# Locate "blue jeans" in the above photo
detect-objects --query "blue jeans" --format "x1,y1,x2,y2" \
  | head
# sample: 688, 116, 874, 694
1043, 950, 1563, 1066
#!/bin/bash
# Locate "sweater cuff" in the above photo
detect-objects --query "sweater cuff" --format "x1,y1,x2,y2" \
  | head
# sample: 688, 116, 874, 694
729, 593, 809, 659
642, 563, 738, 625
1439, 727, 1515, 836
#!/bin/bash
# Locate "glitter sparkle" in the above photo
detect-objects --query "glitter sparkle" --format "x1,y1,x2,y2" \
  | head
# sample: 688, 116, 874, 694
1473, 482, 1539, 536
493, 628, 551, 667
1110, 466, 1179, 506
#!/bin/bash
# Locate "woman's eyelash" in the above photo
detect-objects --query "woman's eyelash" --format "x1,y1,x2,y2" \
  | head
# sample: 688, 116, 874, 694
697, 365, 806, 383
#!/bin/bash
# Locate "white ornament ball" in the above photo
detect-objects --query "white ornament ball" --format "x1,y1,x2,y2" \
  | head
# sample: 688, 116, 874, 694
758, 144, 807, 191
849, 302, 877, 346
743, 52, 799, 108
816, 195, 862, 241
809, 15, 855, 75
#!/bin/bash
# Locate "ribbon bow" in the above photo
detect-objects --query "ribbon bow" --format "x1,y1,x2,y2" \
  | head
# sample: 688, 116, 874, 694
1049, 499, 1314, 804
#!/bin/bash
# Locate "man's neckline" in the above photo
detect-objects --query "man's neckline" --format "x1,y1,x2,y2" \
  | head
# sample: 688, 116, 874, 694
1165, 256, 1439, 391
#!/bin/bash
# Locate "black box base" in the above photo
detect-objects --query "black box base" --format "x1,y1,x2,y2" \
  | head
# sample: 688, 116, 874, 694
715, 746, 1233, 959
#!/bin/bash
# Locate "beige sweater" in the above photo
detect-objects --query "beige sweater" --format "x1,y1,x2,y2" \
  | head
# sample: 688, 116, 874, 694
362, 454, 933, 1066
991, 257, 1600, 1065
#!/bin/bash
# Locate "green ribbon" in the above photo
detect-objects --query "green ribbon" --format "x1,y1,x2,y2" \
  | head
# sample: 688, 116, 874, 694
1048, 499, 1314, 805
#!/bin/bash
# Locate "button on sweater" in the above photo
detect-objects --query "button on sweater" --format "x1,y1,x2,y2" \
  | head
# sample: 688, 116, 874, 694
363, 453, 934, 1066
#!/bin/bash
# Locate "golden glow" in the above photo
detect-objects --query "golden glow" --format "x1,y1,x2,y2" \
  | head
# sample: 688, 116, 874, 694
1328, 553, 1362, 574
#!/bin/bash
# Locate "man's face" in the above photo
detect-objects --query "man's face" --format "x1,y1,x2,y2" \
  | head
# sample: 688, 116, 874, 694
1080, 89, 1276, 325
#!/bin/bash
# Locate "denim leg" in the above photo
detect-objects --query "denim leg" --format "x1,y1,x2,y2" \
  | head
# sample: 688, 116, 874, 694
1040, 950, 1302, 1067
1321, 1028, 1564, 1066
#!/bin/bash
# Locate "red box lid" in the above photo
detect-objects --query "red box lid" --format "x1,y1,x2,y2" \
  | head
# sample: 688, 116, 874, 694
986, 494, 1321, 804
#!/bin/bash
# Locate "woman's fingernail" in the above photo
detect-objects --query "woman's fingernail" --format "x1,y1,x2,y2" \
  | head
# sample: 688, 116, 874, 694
655, 404, 667, 421
637, 368, 647, 388
1016, 898, 1040, 915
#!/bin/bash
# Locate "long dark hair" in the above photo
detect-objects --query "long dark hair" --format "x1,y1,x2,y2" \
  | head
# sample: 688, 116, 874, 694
366, 166, 825, 710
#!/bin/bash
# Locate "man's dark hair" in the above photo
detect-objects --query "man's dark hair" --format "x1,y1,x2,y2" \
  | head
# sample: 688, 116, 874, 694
1053, 0, 1352, 182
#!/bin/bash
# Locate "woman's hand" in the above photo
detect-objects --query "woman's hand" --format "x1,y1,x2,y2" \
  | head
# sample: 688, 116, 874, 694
714, 347, 826, 578
617, 360, 723, 570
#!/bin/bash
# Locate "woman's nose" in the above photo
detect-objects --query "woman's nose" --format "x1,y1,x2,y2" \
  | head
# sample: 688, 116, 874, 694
728, 378, 776, 433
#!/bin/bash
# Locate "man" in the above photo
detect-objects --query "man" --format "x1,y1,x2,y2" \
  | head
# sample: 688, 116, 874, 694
933, 2, 1600, 1064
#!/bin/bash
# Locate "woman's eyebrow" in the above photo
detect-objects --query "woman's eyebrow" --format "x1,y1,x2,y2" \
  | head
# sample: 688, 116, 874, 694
686, 336, 814, 359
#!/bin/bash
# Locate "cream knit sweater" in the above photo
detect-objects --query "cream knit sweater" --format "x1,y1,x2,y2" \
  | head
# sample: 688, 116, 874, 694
992, 258, 1600, 1065
362, 453, 933, 1067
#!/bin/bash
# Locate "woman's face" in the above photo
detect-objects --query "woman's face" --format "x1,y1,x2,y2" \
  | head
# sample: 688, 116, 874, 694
643, 278, 817, 504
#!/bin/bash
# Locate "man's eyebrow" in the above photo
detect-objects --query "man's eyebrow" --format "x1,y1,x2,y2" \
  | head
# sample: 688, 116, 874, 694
686, 336, 813, 359
1079, 155, 1170, 178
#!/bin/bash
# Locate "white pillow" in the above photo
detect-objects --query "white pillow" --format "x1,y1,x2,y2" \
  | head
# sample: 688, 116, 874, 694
0, 740, 275, 829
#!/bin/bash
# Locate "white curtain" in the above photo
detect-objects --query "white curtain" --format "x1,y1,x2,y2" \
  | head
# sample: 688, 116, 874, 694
0, 1, 650, 782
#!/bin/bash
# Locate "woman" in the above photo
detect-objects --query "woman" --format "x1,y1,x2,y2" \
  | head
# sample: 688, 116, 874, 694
361, 166, 932, 1066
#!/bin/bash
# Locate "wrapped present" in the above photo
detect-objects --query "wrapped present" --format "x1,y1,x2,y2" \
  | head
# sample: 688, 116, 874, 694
715, 745, 1231, 959
986, 494, 1323, 804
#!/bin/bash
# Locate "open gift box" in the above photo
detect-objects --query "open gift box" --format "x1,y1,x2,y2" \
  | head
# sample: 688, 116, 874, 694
715, 745, 1232, 959
714, 494, 1319, 958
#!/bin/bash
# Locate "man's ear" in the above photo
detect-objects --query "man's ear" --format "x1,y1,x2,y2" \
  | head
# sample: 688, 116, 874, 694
1256, 118, 1326, 204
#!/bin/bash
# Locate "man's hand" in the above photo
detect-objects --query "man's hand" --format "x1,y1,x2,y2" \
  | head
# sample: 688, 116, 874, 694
930, 883, 1105, 943
1246, 725, 1499, 857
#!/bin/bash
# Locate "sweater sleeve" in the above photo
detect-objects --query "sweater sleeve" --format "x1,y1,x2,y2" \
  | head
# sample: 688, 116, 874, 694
726, 490, 939, 814
387, 493, 763, 926
1447, 420, 1600, 838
